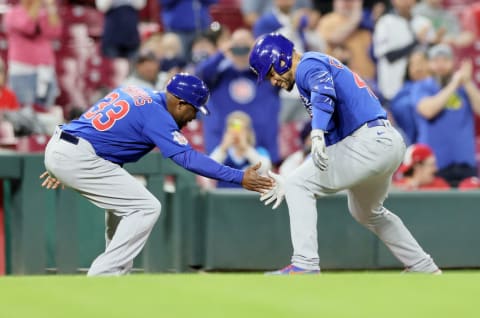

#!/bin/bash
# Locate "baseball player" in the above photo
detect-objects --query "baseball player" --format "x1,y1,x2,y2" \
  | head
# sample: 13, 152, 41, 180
249, 33, 441, 274
40, 73, 273, 276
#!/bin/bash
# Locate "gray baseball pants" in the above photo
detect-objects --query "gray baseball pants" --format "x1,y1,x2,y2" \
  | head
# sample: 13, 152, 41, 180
44, 128, 161, 276
285, 121, 439, 272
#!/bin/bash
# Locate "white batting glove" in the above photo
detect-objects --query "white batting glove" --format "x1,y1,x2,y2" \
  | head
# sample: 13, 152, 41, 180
311, 129, 328, 171
260, 170, 285, 210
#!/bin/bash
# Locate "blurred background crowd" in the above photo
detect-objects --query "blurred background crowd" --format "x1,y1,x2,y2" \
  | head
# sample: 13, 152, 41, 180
0, 0, 479, 191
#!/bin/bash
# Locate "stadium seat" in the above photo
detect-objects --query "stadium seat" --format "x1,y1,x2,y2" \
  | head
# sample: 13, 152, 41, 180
60, 4, 104, 39
15, 134, 50, 153
210, 0, 246, 31
139, 0, 160, 24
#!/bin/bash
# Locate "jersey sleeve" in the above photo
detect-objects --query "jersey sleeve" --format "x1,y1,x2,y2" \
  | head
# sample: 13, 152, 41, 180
297, 59, 337, 131
142, 113, 192, 158
171, 149, 244, 184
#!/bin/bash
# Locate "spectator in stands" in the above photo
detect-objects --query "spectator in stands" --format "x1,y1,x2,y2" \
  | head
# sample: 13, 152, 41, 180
96, 0, 146, 87
393, 143, 450, 190
3, 0, 62, 109
96, 0, 146, 60
157, 32, 187, 90
242, 0, 315, 28
373, 0, 441, 103
159, 0, 218, 61
140, 32, 164, 60
390, 49, 430, 145
196, 28, 281, 164
0, 59, 20, 112
412, 44, 480, 187
210, 111, 271, 188
279, 120, 311, 177
1, 49, 61, 137
328, 43, 352, 67
317, 0, 376, 84
413, 0, 475, 48
364, 0, 390, 25
253, 0, 322, 52
122, 51, 160, 89
183, 33, 218, 75
190, 33, 218, 66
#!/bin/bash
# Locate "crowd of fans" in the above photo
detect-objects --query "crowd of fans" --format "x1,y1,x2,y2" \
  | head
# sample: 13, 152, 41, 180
0, 0, 479, 191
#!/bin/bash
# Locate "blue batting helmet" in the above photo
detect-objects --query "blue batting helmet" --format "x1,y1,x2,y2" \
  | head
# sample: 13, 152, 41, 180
166, 73, 210, 115
249, 33, 294, 82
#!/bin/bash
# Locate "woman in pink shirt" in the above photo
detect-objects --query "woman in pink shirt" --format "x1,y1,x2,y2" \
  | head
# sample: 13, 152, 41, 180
4, 0, 61, 109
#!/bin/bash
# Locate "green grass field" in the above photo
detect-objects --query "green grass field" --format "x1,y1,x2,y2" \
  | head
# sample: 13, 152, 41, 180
1, 271, 479, 318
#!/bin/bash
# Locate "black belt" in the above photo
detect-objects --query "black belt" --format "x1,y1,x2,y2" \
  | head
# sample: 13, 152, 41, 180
59, 131, 79, 145
366, 119, 389, 128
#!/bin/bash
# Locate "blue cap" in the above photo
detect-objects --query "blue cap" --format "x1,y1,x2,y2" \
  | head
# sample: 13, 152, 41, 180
166, 73, 210, 115
249, 33, 294, 82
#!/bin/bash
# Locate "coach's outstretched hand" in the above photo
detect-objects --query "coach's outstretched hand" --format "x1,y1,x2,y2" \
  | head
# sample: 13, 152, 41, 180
260, 171, 285, 210
40, 171, 64, 190
242, 162, 274, 193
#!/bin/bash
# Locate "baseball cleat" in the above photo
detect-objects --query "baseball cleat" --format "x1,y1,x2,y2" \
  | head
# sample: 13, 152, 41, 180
265, 264, 320, 275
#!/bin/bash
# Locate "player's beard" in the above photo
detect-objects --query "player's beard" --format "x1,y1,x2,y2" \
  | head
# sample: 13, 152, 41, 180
283, 71, 296, 91
177, 119, 188, 129
286, 79, 295, 92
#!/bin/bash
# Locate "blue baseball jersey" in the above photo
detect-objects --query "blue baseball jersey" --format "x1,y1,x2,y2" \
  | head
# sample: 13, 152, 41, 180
295, 52, 387, 146
412, 77, 476, 169
63, 85, 245, 184
63, 86, 190, 164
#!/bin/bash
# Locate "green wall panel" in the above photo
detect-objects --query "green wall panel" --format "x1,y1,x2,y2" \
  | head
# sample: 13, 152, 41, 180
2, 153, 480, 274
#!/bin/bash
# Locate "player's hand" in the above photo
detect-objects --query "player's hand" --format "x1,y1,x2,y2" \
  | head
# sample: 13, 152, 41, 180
241, 162, 274, 193
40, 171, 64, 190
260, 170, 285, 210
311, 129, 328, 171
